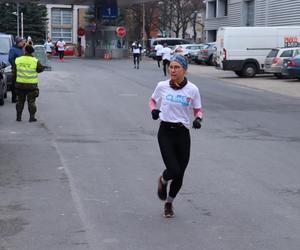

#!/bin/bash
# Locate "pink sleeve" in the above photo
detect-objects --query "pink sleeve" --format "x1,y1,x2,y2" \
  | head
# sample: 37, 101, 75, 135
193, 108, 203, 119
149, 98, 156, 111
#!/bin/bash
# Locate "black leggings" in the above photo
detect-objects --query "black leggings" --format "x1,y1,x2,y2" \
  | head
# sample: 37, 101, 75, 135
59, 51, 64, 59
158, 122, 191, 198
133, 53, 140, 66
163, 59, 170, 76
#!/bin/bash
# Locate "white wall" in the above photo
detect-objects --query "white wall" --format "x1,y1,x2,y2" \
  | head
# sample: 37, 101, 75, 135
46, 4, 88, 43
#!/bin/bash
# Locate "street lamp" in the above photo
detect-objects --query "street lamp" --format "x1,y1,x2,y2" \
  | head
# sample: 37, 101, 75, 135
11, 3, 19, 37
142, 1, 146, 49
11, 3, 23, 38
158, 1, 166, 37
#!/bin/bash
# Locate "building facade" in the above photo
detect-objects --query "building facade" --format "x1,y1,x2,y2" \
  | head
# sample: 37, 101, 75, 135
46, 4, 89, 44
205, 0, 300, 42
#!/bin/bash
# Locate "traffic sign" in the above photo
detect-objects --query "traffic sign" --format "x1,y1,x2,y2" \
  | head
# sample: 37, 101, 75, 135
99, 0, 118, 19
116, 27, 126, 38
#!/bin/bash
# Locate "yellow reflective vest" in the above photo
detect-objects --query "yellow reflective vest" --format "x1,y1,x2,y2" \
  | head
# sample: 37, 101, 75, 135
15, 56, 38, 84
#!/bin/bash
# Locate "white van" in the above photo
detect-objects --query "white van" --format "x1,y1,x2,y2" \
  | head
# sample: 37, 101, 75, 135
216, 26, 300, 77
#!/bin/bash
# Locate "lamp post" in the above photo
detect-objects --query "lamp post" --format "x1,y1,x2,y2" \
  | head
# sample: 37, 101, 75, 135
16, 3, 20, 37
12, 3, 23, 38
158, 1, 166, 37
21, 12, 24, 38
142, 1, 146, 49
12, 3, 20, 37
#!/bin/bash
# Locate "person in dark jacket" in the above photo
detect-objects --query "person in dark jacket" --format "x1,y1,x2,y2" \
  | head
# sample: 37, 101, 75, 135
8, 36, 25, 103
15, 44, 44, 122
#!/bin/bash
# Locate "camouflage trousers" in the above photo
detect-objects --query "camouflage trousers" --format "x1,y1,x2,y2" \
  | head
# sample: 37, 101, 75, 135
16, 89, 39, 117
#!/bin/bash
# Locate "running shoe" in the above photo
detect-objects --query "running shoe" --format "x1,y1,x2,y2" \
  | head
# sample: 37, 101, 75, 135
157, 176, 167, 200
164, 202, 174, 218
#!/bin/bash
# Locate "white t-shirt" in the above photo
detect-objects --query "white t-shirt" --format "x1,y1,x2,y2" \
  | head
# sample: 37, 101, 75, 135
132, 43, 142, 54
162, 47, 172, 60
44, 41, 54, 53
155, 44, 163, 56
151, 80, 202, 128
56, 40, 65, 51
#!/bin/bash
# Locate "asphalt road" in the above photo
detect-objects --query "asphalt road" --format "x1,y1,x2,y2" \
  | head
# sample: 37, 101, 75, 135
1, 57, 300, 250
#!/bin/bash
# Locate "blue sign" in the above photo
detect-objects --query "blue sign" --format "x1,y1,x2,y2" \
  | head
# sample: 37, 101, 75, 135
99, 0, 118, 19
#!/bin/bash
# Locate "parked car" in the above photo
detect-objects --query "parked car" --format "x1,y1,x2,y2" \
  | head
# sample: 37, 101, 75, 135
187, 44, 206, 63
0, 61, 8, 106
281, 55, 300, 79
196, 42, 217, 65
0, 33, 14, 90
149, 38, 190, 59
265, 47, 300, 78
172, 44, 205, 62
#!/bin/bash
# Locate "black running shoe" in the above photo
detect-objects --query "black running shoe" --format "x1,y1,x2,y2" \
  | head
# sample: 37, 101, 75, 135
157, 176, 167, 200
29, 117, 37, 122
164, 202, 174, 218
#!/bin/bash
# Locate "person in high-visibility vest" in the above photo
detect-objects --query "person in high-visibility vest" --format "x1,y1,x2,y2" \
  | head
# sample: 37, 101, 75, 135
15, 44, 45, 122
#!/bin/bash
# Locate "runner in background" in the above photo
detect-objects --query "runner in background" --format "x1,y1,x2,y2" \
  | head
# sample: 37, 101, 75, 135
154, 41, 163, 68
131, 41, 142, 69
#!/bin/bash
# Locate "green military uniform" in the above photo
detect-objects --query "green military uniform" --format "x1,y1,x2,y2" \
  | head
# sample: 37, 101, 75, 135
15, 53, 44, 122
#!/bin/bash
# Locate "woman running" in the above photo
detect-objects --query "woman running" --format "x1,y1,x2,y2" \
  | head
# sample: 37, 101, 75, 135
149, 54, 203, 218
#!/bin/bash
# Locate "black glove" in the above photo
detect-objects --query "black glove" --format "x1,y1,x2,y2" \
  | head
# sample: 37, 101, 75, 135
151, 109, 161, 120
192, 117, 202, 129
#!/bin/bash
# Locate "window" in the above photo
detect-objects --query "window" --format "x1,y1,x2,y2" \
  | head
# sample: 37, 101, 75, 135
51, 8, 73, 43
294, 49, 300, 56
0, 37, 10, 54
267, 49, 279, 58
207, 0, 217, 18
207, 30, 217, 42
243, 0, 254, 26
280, 50, 293, 58
52, 28, 72, 43
218, 0, 228, 17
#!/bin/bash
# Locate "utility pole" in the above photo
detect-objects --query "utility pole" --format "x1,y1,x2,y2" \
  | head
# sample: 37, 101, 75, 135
16, 3, 20, 37
142, 1, 146, 49
21, 12, 24, 38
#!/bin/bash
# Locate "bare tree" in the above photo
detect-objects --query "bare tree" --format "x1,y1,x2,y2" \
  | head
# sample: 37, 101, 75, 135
127, 2, 159, 47
155, 0, 204, 38
127, 0, 205, 42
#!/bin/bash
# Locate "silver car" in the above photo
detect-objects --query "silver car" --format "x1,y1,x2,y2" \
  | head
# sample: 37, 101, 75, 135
265, 47, 300, 78
0, 61, 8, 106
196, 42, 217, 65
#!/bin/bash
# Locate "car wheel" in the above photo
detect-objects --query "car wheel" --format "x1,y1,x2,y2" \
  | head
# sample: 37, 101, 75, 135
242, 63, 257, 77
234, 71, 243, 77
0, 94, 4, 105
208, 55, 214, 66
0, 81, 4, 105
274, 73, 283, 79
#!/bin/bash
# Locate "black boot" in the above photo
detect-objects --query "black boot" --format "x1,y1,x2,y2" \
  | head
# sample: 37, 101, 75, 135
16, 113, 22, 122
29, 115, 37, 122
